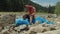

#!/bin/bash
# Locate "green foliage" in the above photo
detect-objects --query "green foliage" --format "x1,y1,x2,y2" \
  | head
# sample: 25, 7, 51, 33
55, 2, 60, 15
0, 0, 7, 10
0, 0, 24, 11
48, 5, 55, 14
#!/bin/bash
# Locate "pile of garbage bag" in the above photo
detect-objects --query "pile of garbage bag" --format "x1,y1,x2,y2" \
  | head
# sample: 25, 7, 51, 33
15, 16, 55, 26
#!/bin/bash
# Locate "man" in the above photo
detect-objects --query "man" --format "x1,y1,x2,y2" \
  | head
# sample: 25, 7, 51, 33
23, 4, 36, 25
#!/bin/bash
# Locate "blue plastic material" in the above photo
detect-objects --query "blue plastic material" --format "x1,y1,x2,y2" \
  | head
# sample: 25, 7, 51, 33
46, 22, 54, 24
15, 16, 54, 27
36, 16, 46, 23
36, 16, 54, 24
15, 18, 30, 27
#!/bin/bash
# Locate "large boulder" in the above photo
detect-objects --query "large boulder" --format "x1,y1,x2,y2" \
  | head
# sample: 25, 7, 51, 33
37, 29, 60, 34
0, 14, 16, 30
28, 24, 44, 34
1, 29, 9, 34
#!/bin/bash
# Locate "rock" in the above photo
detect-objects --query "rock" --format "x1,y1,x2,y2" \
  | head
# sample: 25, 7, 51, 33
42, 27, 50, 32
29, 31, 37, 34
1, 29, 9, 34
37, 29, 60, 34
55, 27, 60, 30
47, 15, 52, 18
14, 25, 27, 32
42, 23, 48, 27
54, 17, 60, 22
0, 14, 16, 29
0, 27, 2, 32
47, 14, 57, 18
28, 24, 43, 34
52, 14, 57, 18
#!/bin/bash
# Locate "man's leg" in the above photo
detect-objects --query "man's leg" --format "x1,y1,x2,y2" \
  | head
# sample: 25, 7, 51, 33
32, 15, 36, 24
32, 18, 36, 24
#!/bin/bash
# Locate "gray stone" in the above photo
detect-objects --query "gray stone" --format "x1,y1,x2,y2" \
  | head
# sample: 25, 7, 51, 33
1, 29, 9, 34
14, 25, 27, 32
0, 14, 16, 29
28, 24, 44, 33
37, 29, 60, 34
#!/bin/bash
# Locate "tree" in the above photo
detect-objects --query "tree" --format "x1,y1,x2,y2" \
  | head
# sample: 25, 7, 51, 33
55, 2, 60, 15
0, 0, 24, 11
48, 5, 55, 13
0, 0, 7, 11
7, 0, 24, 11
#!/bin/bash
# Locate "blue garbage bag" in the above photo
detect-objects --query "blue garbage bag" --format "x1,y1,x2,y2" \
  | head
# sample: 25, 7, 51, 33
36, 16, 54, 24
46, 21, 55, 24
15, 18, 30, 27
47, 22, 54, 24
44, 18, 55, 24
36, 16, 46, 23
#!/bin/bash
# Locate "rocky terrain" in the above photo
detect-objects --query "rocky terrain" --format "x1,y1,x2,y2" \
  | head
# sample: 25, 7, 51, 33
0, 14, 60, 34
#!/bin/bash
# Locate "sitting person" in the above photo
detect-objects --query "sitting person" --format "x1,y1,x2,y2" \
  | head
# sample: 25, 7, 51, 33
23, 4, 36, 25
23, 14, 36, 24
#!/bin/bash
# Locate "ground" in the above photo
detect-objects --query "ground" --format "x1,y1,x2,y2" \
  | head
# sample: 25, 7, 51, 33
0, 12, 60, 34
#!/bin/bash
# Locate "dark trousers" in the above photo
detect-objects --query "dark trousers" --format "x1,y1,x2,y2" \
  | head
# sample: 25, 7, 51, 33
23, 14, 36, 24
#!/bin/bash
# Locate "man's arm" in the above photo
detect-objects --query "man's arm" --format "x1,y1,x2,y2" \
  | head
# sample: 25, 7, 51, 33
30, 15, 32, 25
32, 7, 36, 15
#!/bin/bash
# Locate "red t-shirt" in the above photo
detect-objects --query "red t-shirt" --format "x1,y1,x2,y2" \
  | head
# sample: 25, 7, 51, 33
25, 5, 36, 15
